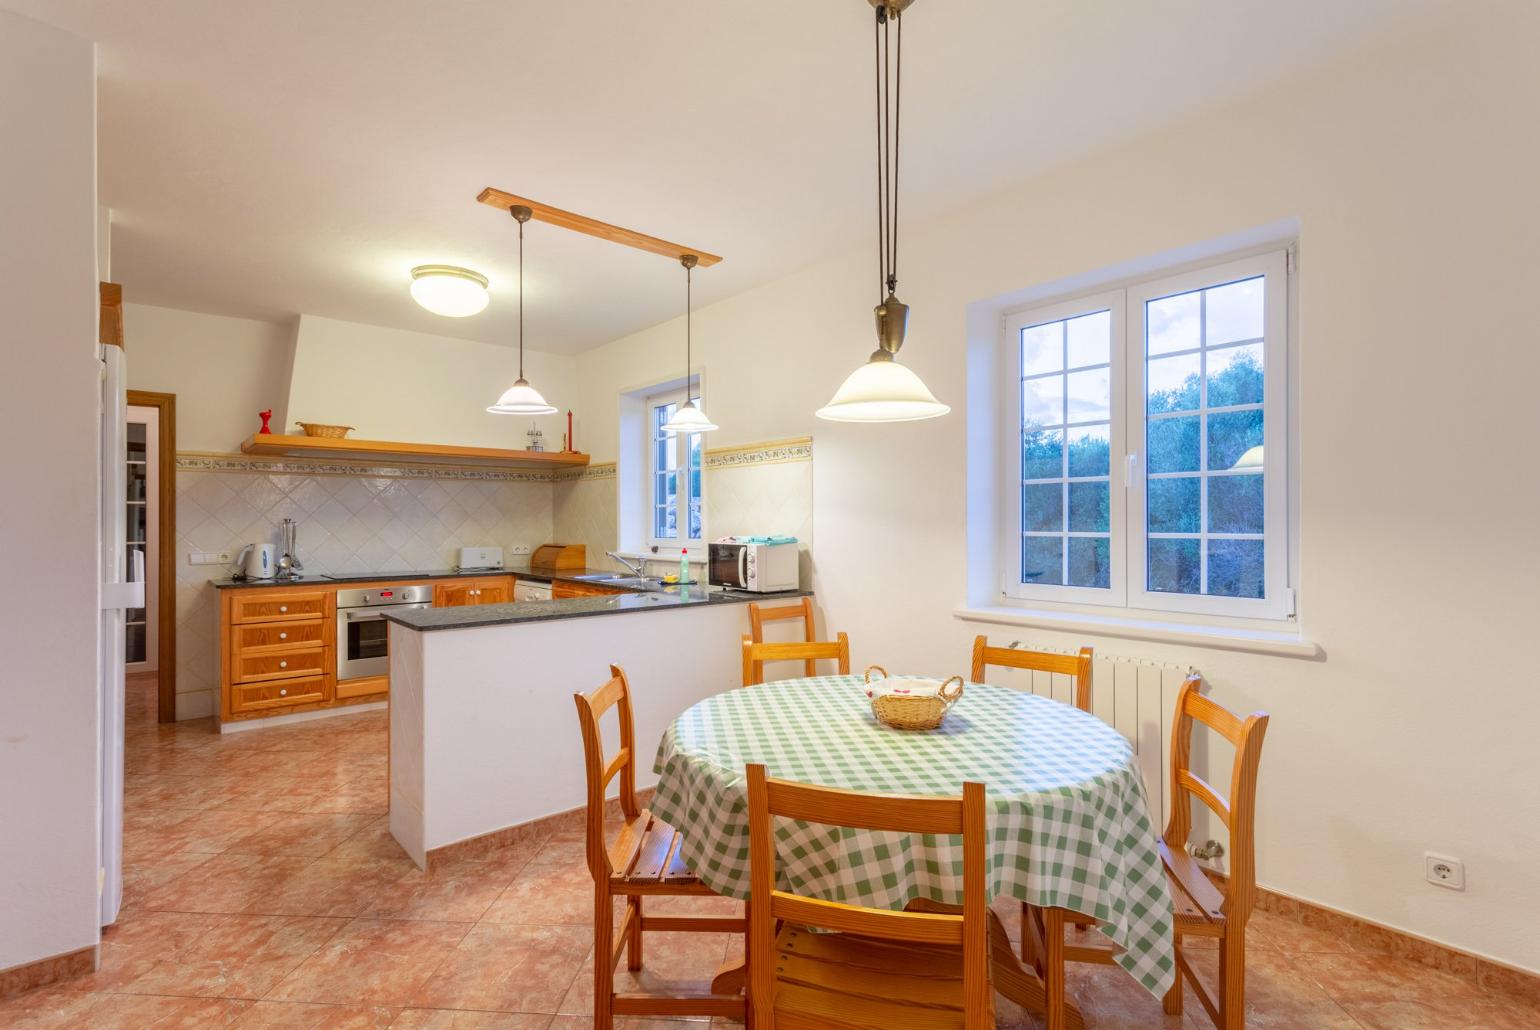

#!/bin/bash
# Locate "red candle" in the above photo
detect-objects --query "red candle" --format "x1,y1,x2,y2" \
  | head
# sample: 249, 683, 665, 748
566, 410, 573, 452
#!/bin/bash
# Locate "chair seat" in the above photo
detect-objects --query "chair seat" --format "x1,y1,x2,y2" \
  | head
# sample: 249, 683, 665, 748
607, 810, 702, 891
768, 923, 972, 1029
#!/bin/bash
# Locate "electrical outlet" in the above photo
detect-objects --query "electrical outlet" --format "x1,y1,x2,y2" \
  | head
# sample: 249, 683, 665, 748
509, 545, 531, 556
1425, 853, 1465, 891
188, 551, 233, 566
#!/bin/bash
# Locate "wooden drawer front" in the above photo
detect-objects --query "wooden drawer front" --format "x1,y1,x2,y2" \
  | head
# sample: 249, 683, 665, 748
553, 580, 625, 599
233, 621, 328, 653
235, 645, 328, 683
231, 676, 329, 714
232, 591, 328, 623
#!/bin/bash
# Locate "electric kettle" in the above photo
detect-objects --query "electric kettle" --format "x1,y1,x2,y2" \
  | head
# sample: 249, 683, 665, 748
238, 543, 277, 580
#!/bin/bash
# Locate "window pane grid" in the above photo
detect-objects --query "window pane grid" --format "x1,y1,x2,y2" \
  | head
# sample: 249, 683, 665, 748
1145, 275, 1265, 600
1020, 310, 1111, 589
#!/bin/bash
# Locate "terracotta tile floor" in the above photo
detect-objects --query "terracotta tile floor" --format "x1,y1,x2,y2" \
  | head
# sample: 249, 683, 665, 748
4, 673, 1537, 1028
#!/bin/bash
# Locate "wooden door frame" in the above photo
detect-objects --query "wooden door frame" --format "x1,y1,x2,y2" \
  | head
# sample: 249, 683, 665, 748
127, 390, 177, 723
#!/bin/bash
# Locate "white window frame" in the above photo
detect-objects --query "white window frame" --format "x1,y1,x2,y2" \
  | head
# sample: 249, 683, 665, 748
998, 289, 1127, 606
998, 248, 1293, 621
644, 382, 705, 552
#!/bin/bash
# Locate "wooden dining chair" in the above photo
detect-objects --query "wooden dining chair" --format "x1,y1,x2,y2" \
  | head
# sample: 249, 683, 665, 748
746, 596, 818, 674
741, 632, 849, 686
574, 666, 747, 1027
970, 636, 1094, 713
746, 763, 994, 1029
1023, 674, 1270, 1030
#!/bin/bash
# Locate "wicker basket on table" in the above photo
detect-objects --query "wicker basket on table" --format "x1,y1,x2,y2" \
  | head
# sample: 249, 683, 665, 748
863, 665, 965, 731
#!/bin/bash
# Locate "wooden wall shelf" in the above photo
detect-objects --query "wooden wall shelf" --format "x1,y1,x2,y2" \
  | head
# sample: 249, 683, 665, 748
240, 433, 590, 470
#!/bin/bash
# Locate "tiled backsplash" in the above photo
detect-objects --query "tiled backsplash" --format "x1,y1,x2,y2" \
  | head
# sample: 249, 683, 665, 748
174, 463, 555, 720
169, 438, 814, 721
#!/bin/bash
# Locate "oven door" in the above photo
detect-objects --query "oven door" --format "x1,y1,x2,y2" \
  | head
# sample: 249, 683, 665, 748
708, 543, 748, 590
337, 603, 429, 680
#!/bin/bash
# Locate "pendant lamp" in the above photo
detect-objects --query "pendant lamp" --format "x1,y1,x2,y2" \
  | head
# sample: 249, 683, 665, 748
817, 0, 948, 423
488, 206, 558, 416
661, 255, 718, 434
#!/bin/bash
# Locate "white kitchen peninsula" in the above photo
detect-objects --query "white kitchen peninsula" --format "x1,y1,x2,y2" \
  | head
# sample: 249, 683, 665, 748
383, 587, 802, 868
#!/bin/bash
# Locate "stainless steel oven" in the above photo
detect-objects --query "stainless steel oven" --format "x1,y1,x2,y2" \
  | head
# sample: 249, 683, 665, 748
336, 585, 433, 681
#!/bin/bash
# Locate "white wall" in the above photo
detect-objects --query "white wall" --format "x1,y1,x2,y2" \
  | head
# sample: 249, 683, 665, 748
125, 306, 580, 456
124, 303, 296, 452
573, 6, 1540, 972
286, 315, 578, 451
0, 10, 102, 973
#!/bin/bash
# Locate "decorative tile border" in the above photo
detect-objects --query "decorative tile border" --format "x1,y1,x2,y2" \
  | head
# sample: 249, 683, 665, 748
176, 451, 562, 483
554, 461, 616, 483
174, 436, 810, 482
704, 436, 813, 470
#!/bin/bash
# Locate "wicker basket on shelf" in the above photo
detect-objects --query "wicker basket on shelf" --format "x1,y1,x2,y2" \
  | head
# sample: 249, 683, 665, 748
294, 421, 355, 439
864, 666, 965, 731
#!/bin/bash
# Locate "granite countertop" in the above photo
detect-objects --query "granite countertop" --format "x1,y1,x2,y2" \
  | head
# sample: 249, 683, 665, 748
383, 585, 808, 632
213, 564, 633, 590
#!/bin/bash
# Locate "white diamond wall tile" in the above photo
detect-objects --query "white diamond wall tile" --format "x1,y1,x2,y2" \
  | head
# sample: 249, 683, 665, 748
553, 477, 618, 560
172, 468, 555, 720
706, 461, 814, 546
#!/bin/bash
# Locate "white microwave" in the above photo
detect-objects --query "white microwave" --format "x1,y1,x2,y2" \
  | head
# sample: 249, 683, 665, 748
708, 540, 799, 593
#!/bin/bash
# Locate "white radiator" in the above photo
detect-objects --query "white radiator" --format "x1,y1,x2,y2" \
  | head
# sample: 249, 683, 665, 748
978, 646, 1196, 828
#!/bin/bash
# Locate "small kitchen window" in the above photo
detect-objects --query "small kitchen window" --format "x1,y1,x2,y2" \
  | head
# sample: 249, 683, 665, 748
1000, 247, 1294, 621
645, 382, 704, 551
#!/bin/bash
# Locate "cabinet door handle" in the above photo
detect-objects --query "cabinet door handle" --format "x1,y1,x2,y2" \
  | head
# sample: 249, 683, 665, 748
279, 688, 288, 697
278, 632, 287, 640
279, 605, 288, 613
278, 660, 288, 668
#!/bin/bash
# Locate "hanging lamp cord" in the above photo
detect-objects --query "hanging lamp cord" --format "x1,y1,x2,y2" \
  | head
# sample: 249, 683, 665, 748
874, 4, 903, 301
517, 215, 525, 380
685, 261, 693, 404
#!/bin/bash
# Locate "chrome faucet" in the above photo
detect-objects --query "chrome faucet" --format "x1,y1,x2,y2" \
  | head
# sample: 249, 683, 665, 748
606, 551, 646, 578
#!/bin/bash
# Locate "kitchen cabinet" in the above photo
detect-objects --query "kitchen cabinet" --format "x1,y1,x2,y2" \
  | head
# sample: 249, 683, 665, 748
434, 576, 514, 607
551, 579, 627, 599
220, 585, 336, 723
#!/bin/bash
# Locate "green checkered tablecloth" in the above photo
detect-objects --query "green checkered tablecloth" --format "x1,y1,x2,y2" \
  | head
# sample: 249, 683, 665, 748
650, 675, 1176, 997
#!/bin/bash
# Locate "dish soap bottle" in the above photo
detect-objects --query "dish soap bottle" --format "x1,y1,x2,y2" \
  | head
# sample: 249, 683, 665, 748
679, 548, 689, 587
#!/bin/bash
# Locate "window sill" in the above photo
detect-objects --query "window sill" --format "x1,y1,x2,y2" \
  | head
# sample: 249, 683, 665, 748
953, 604, 1321, 659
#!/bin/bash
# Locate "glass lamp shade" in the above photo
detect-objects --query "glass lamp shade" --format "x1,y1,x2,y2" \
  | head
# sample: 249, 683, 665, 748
410, 265, 489, 317
816, 355, 950, 422
661, 399, 718, 434
1231, 445, 1265, 470
487, 377, 557, 415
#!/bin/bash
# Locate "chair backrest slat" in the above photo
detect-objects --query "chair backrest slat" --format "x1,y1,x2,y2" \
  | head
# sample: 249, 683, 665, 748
765, 778, 964, 834
771, 891, 965, 944
573, 665, 640, 881
749, 597, 818, 675
970, 636, 1094, 712
741, 632, 850, 686
747, 764, 992, 1028
1164, 674, 1269, 925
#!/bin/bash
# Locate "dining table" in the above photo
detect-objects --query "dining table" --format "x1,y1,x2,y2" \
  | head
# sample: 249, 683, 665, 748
649, 674, 1178, 1023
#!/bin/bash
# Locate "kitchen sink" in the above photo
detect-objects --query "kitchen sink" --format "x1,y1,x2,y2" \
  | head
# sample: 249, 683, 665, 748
570, 573, 631, 582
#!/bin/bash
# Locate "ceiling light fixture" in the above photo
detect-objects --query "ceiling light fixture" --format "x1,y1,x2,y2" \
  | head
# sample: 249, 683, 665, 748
409, 264, 489, 318
661, 254, 719, 435
817, 0, 948, 423
488, 207, 558, 416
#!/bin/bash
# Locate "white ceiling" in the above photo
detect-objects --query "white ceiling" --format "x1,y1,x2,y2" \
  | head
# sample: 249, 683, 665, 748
9, 0, 1448, 353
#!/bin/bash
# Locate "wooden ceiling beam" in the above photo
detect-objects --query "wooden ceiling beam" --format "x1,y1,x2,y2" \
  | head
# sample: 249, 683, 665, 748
476, 187, 722, 267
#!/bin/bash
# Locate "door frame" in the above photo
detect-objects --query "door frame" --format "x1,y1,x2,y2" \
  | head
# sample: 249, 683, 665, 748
127, 390, 177, 722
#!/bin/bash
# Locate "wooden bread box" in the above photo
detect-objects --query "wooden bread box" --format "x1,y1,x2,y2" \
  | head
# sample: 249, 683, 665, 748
530, 543, 587, 570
